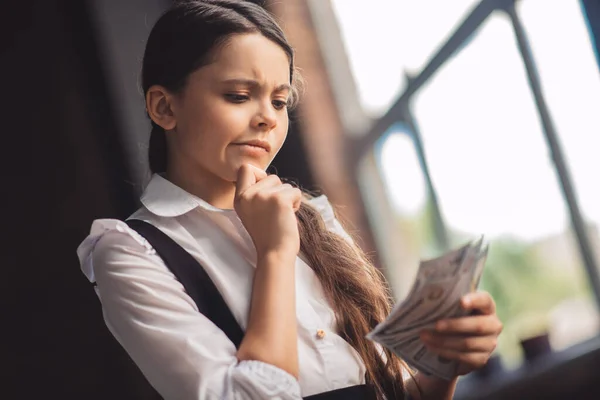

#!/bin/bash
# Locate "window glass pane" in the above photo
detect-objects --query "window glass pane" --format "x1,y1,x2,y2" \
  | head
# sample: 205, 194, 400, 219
518, 1, 600, 334
374, 127, 433, 296
331, 0, 480, 116
357, 129, 429, 298
378, 129, 427, 217
409, 12, 598, 367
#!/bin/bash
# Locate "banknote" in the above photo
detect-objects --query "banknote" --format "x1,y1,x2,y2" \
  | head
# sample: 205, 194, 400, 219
367, 237, 489, 380
368, 243, 471, 338
370, 240, 480, 337
378, 243, 489, 345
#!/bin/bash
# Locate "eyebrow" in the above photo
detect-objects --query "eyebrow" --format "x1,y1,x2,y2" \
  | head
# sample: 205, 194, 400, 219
221, 78, 291, 92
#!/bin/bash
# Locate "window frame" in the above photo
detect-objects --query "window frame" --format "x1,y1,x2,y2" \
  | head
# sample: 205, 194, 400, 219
348, 0, 600, 311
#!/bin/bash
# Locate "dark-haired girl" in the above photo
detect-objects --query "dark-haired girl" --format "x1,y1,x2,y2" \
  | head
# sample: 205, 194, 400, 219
77, 1, 502, 398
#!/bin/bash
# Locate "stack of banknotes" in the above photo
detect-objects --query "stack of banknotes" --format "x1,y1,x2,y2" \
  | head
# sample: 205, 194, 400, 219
367, 238, 488, 379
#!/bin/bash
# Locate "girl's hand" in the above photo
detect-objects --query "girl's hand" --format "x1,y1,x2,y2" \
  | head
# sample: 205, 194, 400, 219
234, 164, 302, 260
419, 291, 503, 376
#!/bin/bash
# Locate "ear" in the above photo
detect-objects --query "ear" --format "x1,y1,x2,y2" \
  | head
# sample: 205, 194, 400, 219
146, 85, 178, 131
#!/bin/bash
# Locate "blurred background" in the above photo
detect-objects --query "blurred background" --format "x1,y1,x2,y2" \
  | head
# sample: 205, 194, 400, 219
3, 0, 600, 398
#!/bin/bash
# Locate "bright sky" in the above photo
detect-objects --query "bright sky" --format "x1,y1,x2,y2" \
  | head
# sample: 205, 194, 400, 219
331, 0, 600, 242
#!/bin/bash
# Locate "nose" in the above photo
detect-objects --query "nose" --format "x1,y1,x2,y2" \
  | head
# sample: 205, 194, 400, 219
251, 101, 277, 131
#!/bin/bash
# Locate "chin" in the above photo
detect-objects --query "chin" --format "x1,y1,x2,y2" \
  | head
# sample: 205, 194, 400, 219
227, 159, 269, 177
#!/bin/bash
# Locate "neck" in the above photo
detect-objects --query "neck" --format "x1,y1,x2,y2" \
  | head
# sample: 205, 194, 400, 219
165, 161, 236, 210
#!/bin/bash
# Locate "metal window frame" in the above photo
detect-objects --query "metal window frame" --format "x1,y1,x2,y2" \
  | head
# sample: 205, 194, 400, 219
349, 0, 600, 308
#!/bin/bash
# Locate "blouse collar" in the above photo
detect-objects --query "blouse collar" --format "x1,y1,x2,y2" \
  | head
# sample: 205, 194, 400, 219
140, 173, 332, 218
140, 174, 236, 217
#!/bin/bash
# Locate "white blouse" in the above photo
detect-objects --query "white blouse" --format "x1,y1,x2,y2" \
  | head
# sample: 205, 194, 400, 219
77, 174, 369, 399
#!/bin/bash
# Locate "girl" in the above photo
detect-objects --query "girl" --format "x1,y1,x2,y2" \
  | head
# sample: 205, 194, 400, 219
77, 1, 502, 399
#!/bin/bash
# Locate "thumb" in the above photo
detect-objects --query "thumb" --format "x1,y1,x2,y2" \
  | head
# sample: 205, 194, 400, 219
235, 164, 268, 195
292, 192, 302, 212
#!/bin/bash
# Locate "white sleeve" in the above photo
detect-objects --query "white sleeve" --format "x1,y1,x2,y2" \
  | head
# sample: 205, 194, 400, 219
77, 219, 302, 400
307, 195, 354, 243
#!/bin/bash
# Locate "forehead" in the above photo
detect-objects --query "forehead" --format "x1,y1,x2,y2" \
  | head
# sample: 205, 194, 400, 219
203, 33, 290, 84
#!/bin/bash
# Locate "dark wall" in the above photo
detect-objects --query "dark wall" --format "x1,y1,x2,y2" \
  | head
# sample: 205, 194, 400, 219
3, 1, 152, 398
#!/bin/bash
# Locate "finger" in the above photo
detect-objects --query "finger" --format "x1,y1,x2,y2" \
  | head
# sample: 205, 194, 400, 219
292, 192, 302, 212
272, 185, 303, 211
235, 164, 268, 195
267, 182, 293, 192
420, 331, 498, 352
261, 182, 293, 197
461, 291, 496, 315
424, 346, 490, 369
269, 183, 302, 209
242, 174, 282, 197
435, 315, 503, 336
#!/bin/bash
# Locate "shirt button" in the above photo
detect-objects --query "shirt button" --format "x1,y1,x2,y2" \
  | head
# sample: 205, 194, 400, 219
316, 329, 326, 339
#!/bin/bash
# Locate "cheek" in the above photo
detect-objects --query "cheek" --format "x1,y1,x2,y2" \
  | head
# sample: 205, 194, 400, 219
203, 99, 248, 129
275, 114, 289, 146
266, 116, 288, 163
181, 101, 244, 148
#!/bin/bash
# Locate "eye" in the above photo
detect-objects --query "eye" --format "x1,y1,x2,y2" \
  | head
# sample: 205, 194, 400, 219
225, 94, 249, 103
272, 100, 288, 110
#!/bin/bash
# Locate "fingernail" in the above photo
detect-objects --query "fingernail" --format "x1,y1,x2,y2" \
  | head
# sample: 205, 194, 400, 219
462, 296, 471, 307
436, 321, 447, 331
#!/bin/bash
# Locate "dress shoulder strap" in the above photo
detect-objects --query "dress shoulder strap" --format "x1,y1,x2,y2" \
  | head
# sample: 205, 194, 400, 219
126, 219, 245, 349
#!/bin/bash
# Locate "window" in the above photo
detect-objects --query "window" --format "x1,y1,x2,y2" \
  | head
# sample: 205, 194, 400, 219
410, 11, 597, 367
331, 0, 480, 116
519, 0, 600, 279
334, 0, 600, 371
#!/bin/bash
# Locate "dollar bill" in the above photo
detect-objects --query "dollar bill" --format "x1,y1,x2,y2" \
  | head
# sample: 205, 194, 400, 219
368, 243, 471, 338
367, 237, 489, 380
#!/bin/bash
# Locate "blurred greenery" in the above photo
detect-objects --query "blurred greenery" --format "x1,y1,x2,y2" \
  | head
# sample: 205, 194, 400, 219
478, 237, 590, 365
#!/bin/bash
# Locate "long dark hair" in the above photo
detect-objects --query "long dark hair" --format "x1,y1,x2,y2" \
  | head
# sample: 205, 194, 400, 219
141, 1, 408, 398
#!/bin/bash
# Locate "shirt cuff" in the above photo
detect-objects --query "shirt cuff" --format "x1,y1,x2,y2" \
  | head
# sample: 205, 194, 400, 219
232, 360, 302, 399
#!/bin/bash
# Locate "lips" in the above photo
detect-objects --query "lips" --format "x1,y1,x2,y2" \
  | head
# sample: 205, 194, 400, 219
234, 139, 271, 153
